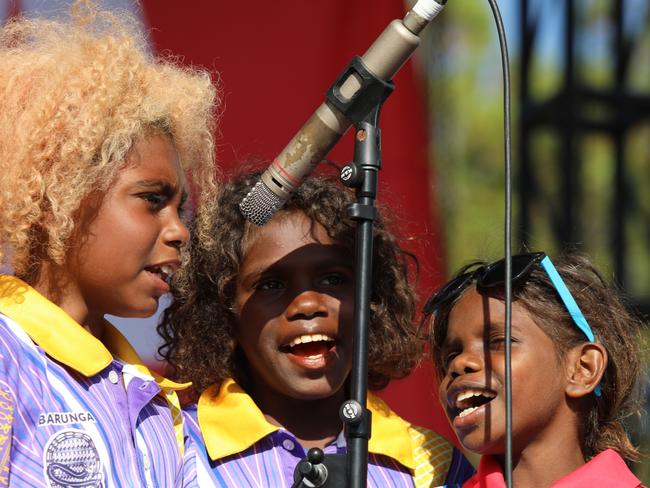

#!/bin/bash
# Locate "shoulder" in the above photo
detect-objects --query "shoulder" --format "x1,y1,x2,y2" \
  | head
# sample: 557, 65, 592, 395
0, 312, 29, 349
408, 423, 454, 457
407, 424, 454, 486
367, 393, 461, 486
0, 312, 41, 377
406, 424, 475, 487
554, 449, 642, 487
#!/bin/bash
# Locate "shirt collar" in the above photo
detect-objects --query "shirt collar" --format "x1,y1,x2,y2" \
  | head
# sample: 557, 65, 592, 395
553, 449, 641, 488
197, 378, 416, 470
465, 449, 641, 488
0, 275, 188, 391
463, 455, 505, 488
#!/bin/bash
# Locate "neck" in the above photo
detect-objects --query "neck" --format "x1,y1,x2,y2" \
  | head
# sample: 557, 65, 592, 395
29, 262, 105, 337
250, 384, 347, 450
498, 424, 585, 488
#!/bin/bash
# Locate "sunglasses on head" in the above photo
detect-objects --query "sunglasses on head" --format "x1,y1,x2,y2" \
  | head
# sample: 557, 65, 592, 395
423, 251, 601, 396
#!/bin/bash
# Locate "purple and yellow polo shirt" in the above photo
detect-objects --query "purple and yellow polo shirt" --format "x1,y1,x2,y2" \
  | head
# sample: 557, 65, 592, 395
184, 378, 474, 487
0, 276, 197, 487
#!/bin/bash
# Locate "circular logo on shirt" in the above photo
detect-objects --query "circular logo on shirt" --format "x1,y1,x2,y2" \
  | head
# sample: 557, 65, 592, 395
44, 429, 103, 488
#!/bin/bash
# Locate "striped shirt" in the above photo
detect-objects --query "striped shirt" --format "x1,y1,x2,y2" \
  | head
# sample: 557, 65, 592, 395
0, 276, 200, 487
184, 379, 474, 487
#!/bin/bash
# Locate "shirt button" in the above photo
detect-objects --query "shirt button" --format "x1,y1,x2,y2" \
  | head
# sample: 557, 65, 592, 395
282, 439, 295, 451
108, 370, 119, 384
142, 451, 152, 471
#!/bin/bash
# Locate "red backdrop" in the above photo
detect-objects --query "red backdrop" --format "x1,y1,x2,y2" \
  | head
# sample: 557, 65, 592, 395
141, 0, 453, 442
2, 0, 453, 442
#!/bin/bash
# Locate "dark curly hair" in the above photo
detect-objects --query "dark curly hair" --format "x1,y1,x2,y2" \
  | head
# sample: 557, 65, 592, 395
428, 252, 647, 462
158, 168, 422, 400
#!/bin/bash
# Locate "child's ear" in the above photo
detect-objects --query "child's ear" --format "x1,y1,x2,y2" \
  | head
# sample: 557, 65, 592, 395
565, 343, 607, 398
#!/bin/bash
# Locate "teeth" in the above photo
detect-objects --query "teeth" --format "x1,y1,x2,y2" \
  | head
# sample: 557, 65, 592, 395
453, 389, 496, 410
147, 265, 175, 283
287, 334, 334, 348
159, 265, 175, 281
458, 406, 479, 418
455, 389, 495, 405
457, 390, 485, 403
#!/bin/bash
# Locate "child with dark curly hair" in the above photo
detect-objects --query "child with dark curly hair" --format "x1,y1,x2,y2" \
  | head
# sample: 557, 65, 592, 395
159, 170, 474, 487
425, 252, 646, 487
0, 2, 218, 486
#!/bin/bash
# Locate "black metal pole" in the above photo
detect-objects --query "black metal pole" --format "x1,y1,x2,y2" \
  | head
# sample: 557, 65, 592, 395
344, 117, 383, 488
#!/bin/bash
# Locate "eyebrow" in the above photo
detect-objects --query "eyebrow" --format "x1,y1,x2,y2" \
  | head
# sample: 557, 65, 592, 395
134, 180, 188, 203
242, 253, 353, 279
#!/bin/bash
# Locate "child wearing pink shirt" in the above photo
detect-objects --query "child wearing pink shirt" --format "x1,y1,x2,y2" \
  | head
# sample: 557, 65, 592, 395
424, 252, 646, 488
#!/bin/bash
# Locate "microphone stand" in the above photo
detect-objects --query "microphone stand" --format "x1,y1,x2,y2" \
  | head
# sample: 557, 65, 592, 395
335, 59, 394, 488
291, 56, 394, 488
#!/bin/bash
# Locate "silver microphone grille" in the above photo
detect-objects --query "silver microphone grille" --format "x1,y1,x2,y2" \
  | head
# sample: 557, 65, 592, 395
239, 180, 283, 226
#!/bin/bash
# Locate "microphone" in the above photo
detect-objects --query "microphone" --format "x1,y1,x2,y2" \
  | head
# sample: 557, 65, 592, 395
239, 0, 448, 225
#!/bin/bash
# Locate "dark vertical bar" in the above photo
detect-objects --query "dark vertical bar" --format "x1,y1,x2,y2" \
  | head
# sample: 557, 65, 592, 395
559, 0, 577, 246
612, 0, 626, 286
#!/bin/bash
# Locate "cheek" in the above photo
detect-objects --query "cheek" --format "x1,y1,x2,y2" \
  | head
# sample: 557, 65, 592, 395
437, 377, 449, 406
338, 303, 353, 330
82, 215, 145, 263
235, 319, 274, 357
334, 294, 354, 327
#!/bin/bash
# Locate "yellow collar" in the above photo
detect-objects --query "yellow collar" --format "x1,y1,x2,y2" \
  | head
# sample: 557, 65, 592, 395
197, 379, 416, 470
0, 275, 188, 391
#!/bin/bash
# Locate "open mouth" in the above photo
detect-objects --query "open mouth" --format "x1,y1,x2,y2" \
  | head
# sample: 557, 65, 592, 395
144, 264, 175, 284
452, 389, 497, 419
280, 333, 336, 358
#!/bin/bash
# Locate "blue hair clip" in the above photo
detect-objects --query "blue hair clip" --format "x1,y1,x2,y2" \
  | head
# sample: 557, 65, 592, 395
539, 256, 602, 397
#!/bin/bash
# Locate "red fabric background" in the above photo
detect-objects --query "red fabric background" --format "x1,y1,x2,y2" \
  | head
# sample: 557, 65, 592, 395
142, 0, 453, 442
1, 0, 454, 443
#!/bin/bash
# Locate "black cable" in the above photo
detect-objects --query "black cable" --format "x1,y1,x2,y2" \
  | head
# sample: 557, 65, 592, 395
485, 1, 513, 487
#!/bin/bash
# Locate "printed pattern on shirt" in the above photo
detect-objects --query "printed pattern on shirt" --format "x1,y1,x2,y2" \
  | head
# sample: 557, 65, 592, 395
0, 385, 13, 487
0, 313, 188, 488
184, 407, 440, 487
410, 424, 453, 487
43, 429, 103, 487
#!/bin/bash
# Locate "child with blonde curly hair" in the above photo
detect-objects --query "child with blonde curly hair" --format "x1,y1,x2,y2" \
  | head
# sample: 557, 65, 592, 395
0, 2, 218, 486
425, 252, 646, 487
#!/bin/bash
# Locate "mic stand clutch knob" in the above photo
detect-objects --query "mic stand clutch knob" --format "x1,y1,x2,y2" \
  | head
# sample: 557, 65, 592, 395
340, 162, 363, 188
292, 447, 348, 488
292, 448, 328, 488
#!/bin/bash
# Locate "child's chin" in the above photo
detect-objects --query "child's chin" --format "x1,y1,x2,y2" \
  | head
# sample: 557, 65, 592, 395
460, 436, 504, 457
286, 380, 345, 402
114, 300, 159, 319
289, 386, 340, 402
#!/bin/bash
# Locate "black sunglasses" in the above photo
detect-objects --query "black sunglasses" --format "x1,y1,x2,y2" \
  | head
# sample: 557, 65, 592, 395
422, 252, 545, 318
422, 251, 602, 396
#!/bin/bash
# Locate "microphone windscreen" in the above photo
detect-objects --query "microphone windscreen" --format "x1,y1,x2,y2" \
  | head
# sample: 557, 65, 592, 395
239, 180, 282, 226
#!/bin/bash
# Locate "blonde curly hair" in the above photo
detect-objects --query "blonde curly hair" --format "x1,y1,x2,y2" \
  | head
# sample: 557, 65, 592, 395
0, 1, 218, 278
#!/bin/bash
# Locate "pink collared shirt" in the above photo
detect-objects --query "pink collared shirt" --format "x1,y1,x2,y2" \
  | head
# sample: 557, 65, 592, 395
463, 449, 644, 488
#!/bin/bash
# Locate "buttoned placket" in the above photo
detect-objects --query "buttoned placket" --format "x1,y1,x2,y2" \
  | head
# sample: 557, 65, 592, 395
266, 429, 347, 486
123, 367, 162, 488
102, 361, 146, 486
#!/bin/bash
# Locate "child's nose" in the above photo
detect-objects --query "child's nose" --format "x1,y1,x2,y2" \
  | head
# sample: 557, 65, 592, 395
448, 351, 483, 379
163, 212, 190, 250
286, 290, 329, 320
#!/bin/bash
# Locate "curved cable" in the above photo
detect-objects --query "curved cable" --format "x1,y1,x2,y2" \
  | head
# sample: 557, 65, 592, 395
485, 1, 513, 486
